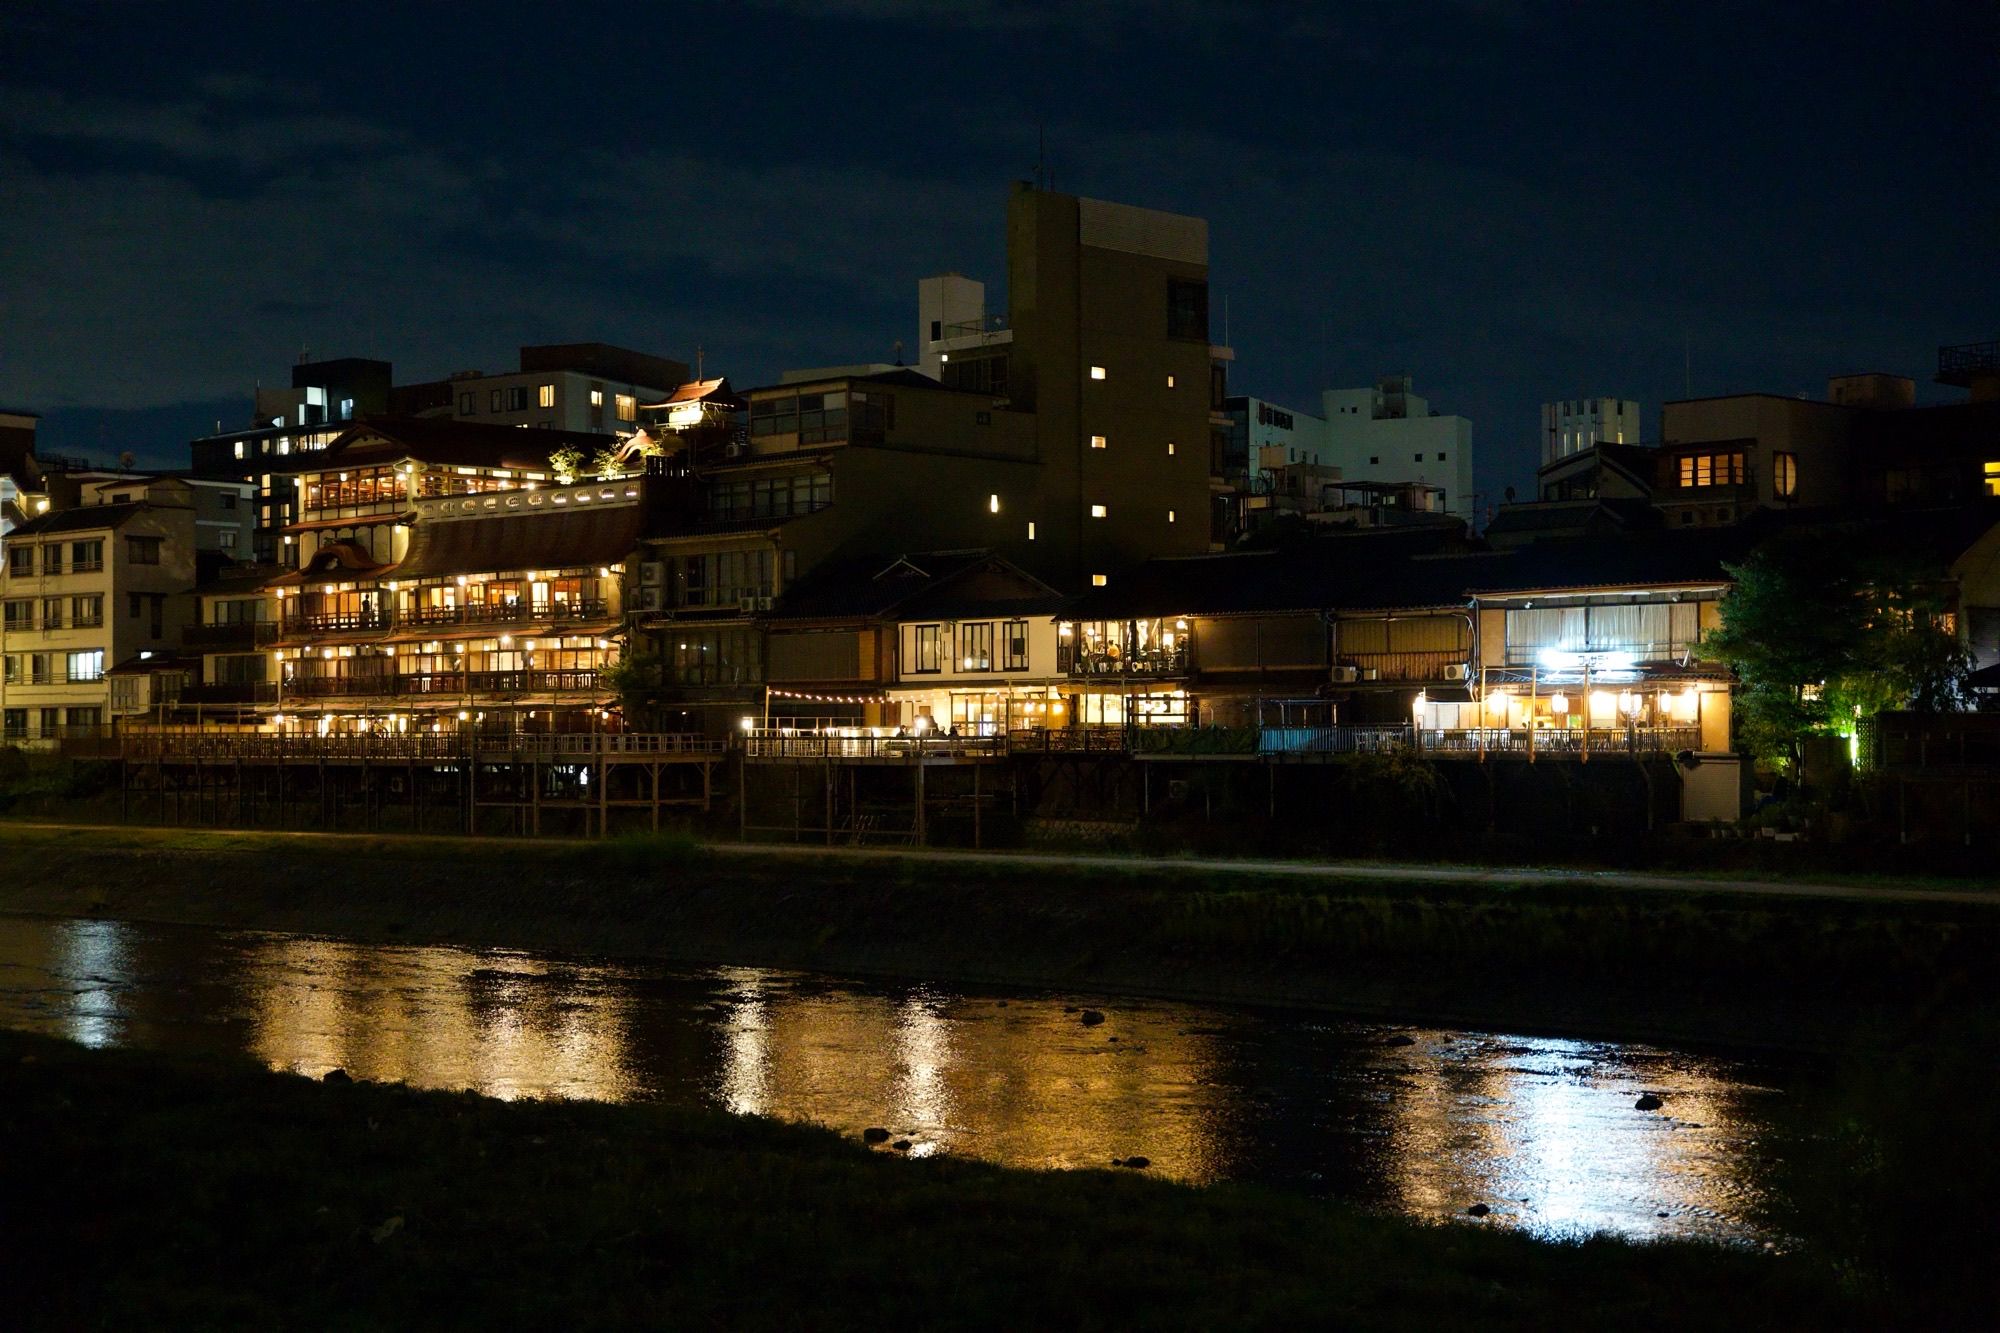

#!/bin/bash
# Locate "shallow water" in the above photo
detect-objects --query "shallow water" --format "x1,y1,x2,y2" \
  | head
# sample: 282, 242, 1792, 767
0, 914, 1806, 1244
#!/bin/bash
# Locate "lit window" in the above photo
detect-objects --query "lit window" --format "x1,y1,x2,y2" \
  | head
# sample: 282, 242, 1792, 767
988, 494, 1000, 513
590, 388, 604, 407
1089, 366, 1106, 381
1027, 522, 1036, 541
1091, 574, 1108, 587
615, 394, 637, 422
1774, 452, 1799, 498
1984, 462, 2000, 497
1090, 504, 1107, 518
1167, 441, 1177, 456
1167, 510, 1176, 523
1090, 435, 1107, 449
538, 384, 555, 408
1166, 374, 1176, 389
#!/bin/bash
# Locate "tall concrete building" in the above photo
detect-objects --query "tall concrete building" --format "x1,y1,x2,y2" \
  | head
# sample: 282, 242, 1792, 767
1004, 185, 1222, 586
1542, 396, 1642, 465
1318, 375, 1475, 520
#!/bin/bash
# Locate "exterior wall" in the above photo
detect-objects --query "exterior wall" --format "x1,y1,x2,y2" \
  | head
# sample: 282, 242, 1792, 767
1659, 395, 1854, 524
1319, 388, 1476, 518
0, 508, 197, 740
1541, 397, 1642, 465
1008, 186, 1217, 587
1225, 397, 1324, 485
444, 369, 669, 434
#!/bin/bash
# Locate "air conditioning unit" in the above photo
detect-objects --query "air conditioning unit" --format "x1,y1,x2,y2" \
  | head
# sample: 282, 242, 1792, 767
639, 561, 665, 586
636, 587, 663, 612
753, 595, 774, 612
1359, 668, 1380, 682
740, 596, 760, 613
1443, 664, 1470, 681
1331, 666, 1360, 683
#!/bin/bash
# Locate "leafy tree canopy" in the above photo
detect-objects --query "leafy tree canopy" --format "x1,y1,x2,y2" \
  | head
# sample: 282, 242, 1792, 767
1704, 532, 1971, 768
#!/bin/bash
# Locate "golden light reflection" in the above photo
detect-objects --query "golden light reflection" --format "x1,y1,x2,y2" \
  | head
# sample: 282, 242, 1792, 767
1381, 1033, 1768, 1240
0, 917, 1786, 1246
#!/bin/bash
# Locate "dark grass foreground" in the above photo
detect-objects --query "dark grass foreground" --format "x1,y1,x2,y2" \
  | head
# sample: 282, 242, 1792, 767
0, 1031, 1870, 1332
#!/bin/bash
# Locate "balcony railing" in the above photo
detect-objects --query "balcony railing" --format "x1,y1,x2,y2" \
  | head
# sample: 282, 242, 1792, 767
400, 599, 608, 628
283, 609, 389, 635
1335, 651, 1466, 682
744, 730, 1006, 760
290, 669, 604, 698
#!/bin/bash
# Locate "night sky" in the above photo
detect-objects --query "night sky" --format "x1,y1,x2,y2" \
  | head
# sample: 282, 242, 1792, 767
3, 2, 1993, 507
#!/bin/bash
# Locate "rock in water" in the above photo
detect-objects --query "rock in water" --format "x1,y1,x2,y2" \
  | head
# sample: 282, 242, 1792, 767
1383, 1035, 1416, 1047
892, 1140, 912, 1152
862, 1126, 890, 1144
1123, 1156, 1150, 1169
1635, 1093, 1664, 1111
1466, 1203, 1490, 1217
322, 1068, 352, 1085
1080, 1010, 1106, 1026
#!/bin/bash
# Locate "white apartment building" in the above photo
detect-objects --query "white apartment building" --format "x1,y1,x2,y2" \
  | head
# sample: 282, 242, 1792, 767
1542, 397, 1642, 465
442, 344, 687, 435
1, 501, 200, 744
1318, 375, 1475, 519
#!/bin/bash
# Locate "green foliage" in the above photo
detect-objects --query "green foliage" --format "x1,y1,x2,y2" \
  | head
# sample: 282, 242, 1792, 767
598, 650, 663, 724
590, 446, 627, 480
546, 444, 585, 483
1705, 534, 1972, 769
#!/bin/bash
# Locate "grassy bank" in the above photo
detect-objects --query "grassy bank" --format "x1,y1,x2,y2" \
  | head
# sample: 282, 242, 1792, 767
0, 1028, 1878, 1330
1, 824, 1995, 1055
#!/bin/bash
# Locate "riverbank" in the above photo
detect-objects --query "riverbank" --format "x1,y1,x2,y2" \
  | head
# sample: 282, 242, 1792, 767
0, 1028, 1875, 1330
1, 823, 1994, 1054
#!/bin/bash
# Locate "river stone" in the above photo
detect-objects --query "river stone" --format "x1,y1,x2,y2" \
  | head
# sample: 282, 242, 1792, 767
1080, 1010, 1106, 1026
862, 1126, 890, 1144
1466, 1203, 1490, 1217
1383, 1035, 1416, 1047
322, 1068, 352, 1085
1123, 1156, 1150, 1169
892, 1140, 912, 1152
1635, 1093, 1664, 1111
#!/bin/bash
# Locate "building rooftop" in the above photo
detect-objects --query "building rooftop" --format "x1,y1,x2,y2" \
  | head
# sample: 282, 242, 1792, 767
3, 502, 145, 538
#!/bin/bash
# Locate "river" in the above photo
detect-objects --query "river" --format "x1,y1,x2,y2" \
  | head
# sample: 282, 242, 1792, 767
0, 913, 1809, 1246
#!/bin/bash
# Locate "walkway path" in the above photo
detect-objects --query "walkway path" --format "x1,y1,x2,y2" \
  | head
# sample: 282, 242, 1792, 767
7, 821, 1995, 908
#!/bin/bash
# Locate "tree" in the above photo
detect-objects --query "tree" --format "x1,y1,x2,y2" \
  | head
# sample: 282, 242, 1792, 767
591, 447, 627, 481
1705, 534, 1971, 770
547, 446, 585, 484
599, 651, 663, 728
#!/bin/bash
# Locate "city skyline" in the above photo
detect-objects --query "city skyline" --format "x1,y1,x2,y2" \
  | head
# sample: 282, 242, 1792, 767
3, 2, 1993, 510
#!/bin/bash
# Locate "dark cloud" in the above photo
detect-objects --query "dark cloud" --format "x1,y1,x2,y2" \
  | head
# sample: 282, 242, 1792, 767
0, 3, 1992, 501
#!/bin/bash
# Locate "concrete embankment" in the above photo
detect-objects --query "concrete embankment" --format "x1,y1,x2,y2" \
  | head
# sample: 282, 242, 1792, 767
1, 824, 1991, 1053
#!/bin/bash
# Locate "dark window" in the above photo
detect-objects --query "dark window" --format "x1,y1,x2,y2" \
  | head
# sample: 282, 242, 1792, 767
1167, 279, 1209, 341
930, 320, 942, 341
6, 548, 28, 577
42, 544, 62, 575
460, 391, 476, 415
1369, 456, 1380, 465
127, 536, 162, 564
489, 388, 503, 412
508, 386, 530, 411
1002, 620, 1029, 671
221, 492, 237, 509
41, 597, 62, 629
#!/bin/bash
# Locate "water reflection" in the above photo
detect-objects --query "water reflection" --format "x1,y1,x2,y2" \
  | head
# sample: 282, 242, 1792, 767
0, 915, 1797, 1244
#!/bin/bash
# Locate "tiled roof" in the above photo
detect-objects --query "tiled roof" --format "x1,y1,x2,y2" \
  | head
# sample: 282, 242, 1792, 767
388, 505, 646, 582
768, 550, 1060, 623
268, 540, 392, 587
2, 502, 144, 537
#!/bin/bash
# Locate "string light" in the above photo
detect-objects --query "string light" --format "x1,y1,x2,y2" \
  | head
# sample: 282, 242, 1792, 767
765, 688, 884, 704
